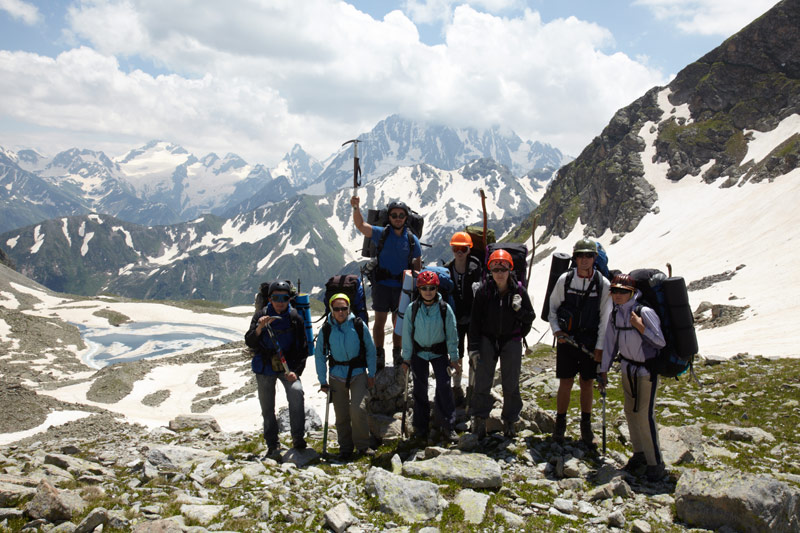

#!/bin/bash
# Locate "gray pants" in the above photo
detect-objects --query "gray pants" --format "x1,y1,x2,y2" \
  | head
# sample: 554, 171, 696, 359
330, 373, 371, 453
471, 336, 522, 422
256, 373, 305, 447
622, 369, 662, 466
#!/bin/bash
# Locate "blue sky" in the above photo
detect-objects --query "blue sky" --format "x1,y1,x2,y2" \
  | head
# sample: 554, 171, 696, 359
0, 0, 781, 165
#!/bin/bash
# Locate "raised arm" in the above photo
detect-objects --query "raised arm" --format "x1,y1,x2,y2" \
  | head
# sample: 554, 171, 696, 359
350, 196, 372, 237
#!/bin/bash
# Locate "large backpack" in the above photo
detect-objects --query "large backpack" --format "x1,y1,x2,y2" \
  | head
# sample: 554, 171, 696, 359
413, 266, 456, 311
255, 279, 298, 310
628, 268, 698, 379
466, 224, 496, 266
322, 274, 369, 324
360, 206, 424, 258
321, 317, 368, 388
487, 242, 528, 288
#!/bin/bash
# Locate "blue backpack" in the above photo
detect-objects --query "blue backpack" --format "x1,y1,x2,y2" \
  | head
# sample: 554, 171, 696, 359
417, 266, 456, 311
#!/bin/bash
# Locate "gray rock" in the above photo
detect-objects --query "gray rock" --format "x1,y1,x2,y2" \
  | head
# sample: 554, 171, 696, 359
180, 504, 225, 525
675, 469, 800, 533
364, 467, 443, 522
631, 518, 652, 533
281, 447, 320, 467
659, 424, 704, 465
145, 444, 226, 472
608, 509, 626, 528
74, 506, 108, 533
0, 481, 36, 507
132, 518, 186, 532
708, 423, 775, 443
324, 502, 356, 533
25, 479, 85, 522
168, 414, 221, 433
45, 453, 113, 477
402, 453, 502, 488
277, 405, 321, 433
368, 413, 401, 440
495, 507, 524, 527
454, 488, 490, 524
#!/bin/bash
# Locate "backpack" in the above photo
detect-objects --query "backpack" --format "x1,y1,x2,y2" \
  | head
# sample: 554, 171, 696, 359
321, 317, 367, 388
465, 225, 496, 266
487, 242, 528, 288
255, 279, 298, 310
628, 269, 698, 379
360, 206, 424, 258
409, 298, 449, 358
568, 240, 612, 280
322, 274, 369, 324
413, 266, 456, 311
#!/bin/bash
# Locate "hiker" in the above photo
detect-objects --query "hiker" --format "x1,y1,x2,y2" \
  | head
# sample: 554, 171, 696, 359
548, 238, 611, 445
445, 231, 483, 407
598, 274, 667, 481
244, 280, 309, 457
468, 250, 535, 438
350, 196, 422, 369
315, 293, 377, 460
399, 270, 460, 442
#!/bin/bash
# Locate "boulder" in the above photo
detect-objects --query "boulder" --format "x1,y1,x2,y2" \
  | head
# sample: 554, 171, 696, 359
167, 414, 221, 433
364, 467, 444, 522
402, 453, 502, 488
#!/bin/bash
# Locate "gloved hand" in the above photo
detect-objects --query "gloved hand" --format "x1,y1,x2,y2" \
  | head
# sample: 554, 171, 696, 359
471, 281, 481, 295
512, 293, 522, 311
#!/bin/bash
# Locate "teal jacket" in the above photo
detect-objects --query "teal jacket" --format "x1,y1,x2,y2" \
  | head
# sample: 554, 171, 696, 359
401, 294, 459, 362
314, 313, 377, 386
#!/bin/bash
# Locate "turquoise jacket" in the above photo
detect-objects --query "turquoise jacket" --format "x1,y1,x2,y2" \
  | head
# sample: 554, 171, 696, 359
401, 294, 459, 362
314, 313, 377, 386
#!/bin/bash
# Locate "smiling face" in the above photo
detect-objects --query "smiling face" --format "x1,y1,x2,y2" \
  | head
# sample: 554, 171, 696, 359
330, 298, 350, 324
389, 208, 407, 229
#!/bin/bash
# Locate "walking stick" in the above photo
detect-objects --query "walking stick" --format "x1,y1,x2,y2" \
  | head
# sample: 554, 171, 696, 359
342, 139, 362, 196
400, 367, 410, 439
601, 388, 607, 456
322, 386, 331, 457
526, 214, 538, 286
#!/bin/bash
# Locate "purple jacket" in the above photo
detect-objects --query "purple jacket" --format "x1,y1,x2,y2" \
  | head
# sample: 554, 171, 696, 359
600, 291, 665, 376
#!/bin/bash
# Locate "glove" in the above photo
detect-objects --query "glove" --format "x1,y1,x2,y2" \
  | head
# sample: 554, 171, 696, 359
471, 281, 481, 295
512, 294, 522, 311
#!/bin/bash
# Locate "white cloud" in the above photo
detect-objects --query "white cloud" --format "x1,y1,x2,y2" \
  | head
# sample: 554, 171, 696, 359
0, 0, 40, 25
403, 0, 523, 25
0, 0, 668, 163
634, 0, 780, 36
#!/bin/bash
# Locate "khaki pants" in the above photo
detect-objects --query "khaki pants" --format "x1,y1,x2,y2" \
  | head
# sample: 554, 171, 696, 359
621, 367, 662, 466
330, 372, 371, 453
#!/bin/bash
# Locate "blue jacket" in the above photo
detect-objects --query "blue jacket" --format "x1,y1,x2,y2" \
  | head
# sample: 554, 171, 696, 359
401, 294, 459, 362
314, 313, 377, 386
600, 291, 666, 377
244, 303, 308, 376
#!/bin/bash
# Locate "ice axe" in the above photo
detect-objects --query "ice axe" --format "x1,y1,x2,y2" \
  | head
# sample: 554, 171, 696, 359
342, 139, 362, 195
263, 323, 291, 374
321, 385, 332, 458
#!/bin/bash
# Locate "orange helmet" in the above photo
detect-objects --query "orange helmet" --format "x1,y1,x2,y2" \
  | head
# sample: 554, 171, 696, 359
487, 249, 513, 269
416, 270, 440, 287
450, 231, 473, 248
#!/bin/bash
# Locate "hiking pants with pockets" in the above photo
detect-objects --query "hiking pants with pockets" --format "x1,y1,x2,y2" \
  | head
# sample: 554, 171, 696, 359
622, 367, 662, 466
256, 373, 305, 447
471, 336, 522, 422
330, 372, 371, 453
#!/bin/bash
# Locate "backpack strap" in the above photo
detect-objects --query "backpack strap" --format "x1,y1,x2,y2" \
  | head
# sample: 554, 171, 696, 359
410, 299, 448, 358
375, 226, 415, 282
324, 318, 368, 389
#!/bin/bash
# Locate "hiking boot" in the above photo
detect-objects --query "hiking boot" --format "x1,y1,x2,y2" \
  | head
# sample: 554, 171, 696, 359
392, 347, 403, 367
266, 445, 280, 459
453, 386, 465, 408
443, 429, 459, 443
292, 439, 307, 451
472, 417, 486, 439
412, 428, 429, 443
337, 450, 354, 462
645, 463, 667, 482
553, 415, 566, 443
503, 420, 517, 439
580, 418, 595, 446
358, 447, 377, 457
622, 452, 646, 473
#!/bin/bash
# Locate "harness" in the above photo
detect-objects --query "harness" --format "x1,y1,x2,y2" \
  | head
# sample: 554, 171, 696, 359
374, 225, 416, 282
322, 317, 367, 389
560, 269, 601, 347
410, 299, 449, 358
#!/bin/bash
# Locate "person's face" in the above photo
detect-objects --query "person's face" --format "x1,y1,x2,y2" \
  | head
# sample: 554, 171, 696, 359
489, 261, 511, 282
451, 245, 469, 258
389, 208, 407, 229
330, 299, 350, 324
574, 252, 595, 270
270, 290, 290, 312
418, 284, 438, 302
610, 287, 633, 305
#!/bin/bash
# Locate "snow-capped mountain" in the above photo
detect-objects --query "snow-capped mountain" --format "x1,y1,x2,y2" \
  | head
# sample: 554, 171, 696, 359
307, 114, 567, 194
271, 143, 324, 188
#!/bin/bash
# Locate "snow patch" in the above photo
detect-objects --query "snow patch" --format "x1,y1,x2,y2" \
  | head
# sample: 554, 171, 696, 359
743, 114, 800, 165
30, 225, 44, 254
80, 232, 94, 257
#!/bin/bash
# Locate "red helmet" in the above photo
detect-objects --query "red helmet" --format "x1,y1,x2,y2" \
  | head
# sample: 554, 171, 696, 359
450, 231, 473, 248
416, 270, 440, 287
487, 249, 514, 269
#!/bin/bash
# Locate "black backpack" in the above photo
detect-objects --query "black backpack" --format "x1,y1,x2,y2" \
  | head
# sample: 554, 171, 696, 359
487, 242, 528, 288
322, 274, 369, 324
360, 206, 424, 258
321, 317, 368, 388
255, 279, 298, 310
628, 269, 698, 379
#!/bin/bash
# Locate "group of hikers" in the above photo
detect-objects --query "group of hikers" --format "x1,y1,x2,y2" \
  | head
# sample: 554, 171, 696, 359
244, 196, 669, 482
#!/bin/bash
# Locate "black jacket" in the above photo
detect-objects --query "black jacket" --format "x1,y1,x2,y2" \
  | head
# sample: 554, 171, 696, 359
445, 255, 483, 322
468, 278, 535, 351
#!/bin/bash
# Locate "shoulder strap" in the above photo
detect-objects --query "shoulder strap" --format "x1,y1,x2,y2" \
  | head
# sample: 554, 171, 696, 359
376, 225, 392, 257
353, 317, 366, 356
407, 229, 415, 268
322, 321, 332, 356
438, 299, 447, 340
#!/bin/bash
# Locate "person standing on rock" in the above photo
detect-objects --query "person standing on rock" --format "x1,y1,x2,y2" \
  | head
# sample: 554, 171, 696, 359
548, 238, 611, 446
315, 293, 378, 460
400, 270, 460, 443
245, 280, 309, 457
351, 197, 422, 370
598, 274, 667, 481
445, 231, 483, 408
468, 250, 535, 438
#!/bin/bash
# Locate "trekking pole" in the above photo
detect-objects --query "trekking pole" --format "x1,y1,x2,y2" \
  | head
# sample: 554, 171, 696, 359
560, 334, 596, 358
526, 214, 538, 287
342, 139, 362, 196
322, 386, 331, 458
263, 323, 291, 374
601, 388, 607, 456
479, 189, 489, 283
400, 366, 410, 439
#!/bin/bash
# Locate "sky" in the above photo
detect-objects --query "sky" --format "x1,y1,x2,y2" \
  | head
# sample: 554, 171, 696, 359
0, 0, 782, 166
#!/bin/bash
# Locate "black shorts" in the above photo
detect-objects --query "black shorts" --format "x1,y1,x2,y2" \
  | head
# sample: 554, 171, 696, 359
556, 342, 597, 380
372, 284, 403, 313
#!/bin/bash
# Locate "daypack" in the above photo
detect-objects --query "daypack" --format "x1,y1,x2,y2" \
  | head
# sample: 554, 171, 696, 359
409, 298, 449, 358
321, 316, 367, 388
465, 224, 496, 266
628, 269, 698, 379
322, 274, 369, 324
487, 242, 528, 288
254, 279, 298, 310
413, 266, 456, 311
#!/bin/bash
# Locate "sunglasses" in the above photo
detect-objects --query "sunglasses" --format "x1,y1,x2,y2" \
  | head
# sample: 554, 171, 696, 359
332, 306, 349, 313
389, 212, 407, 219
270, 294, 290, 302
490, 268, 509, 274
418, 286, 437, 292
610, 288, 633, 295
574, 252, 595, 259
452, 246, 469, 253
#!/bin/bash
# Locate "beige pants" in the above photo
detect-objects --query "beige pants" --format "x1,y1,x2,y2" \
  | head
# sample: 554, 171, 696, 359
621, 367, 663, 466
330, 372, 370, 453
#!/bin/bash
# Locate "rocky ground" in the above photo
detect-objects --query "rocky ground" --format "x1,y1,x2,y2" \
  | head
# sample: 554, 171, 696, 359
0, 344, 798, 533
